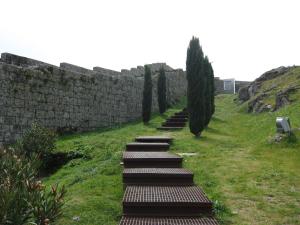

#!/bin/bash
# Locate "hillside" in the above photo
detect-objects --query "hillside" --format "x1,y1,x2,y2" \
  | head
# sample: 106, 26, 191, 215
238, 66, 300, 113
44, 95, 300, 225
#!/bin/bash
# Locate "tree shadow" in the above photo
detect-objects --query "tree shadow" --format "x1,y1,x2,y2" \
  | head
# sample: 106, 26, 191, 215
205, 127, 231, 136
192, 134, 208, 141
211, 116, 227, 123
39, 151, 84, 177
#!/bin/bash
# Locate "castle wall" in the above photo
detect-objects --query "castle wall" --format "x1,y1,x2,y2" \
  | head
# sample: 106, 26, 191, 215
0, 53, 186, 145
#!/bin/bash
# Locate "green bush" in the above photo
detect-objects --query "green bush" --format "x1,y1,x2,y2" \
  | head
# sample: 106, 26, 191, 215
18, 123, 56, 159
186, 36, 206, 136
0, 148, 65, 225
157, 67, 167, 114
142, 65, 152, 123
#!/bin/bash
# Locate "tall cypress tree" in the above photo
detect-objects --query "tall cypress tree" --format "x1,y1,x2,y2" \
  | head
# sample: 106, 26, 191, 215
142, 65, 152, 123
186, 37, 205, 136
209, 62, 215, 116
157, 67, 167, 114
203, 56, 211, 127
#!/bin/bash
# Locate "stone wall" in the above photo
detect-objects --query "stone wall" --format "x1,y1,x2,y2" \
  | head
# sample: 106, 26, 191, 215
0, 53, 186, 145
214, 77, 224, 94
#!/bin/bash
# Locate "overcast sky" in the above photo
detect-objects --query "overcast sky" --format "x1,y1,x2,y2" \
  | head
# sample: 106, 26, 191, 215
1, 0, 299, 81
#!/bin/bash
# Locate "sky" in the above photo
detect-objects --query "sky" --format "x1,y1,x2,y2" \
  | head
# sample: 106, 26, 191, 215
1, 0, 299, 81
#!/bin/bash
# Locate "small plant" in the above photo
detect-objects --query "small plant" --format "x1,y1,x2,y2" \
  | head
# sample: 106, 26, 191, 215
29, 183, 66, 225
0, 148, 66, 225
0, 148, 38, 225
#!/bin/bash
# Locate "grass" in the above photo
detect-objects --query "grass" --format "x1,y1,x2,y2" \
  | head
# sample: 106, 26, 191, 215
248, 66, 300, 106
44, 95, 300, 225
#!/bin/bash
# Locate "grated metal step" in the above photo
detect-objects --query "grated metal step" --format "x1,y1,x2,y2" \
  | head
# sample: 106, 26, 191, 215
166, 118, 188, 122
126, 142, 170, 151
175, 112, 188, 116
123, 168, 194, 186
157, 127, 183, 131
123, 186, 213, 216
135, 136, 173, 143
119, 216, 219, 225
123, 152, 182, 168
162, 122, 186, 127
170, 115, 188, 119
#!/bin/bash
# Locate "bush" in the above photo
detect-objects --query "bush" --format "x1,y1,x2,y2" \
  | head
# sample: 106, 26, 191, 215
0, 148, 65, 225
18, 123, 56, 159
157, 67, 167, 114
186, 37, 206, 136
142, 65, 152, 123
0, 148, 38, 225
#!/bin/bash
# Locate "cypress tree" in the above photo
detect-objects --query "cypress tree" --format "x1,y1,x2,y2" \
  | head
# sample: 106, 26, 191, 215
157, 67, 167, 114
142, 65, 152, 123
209, 62, 215, 116
203, 56, 211, 127
186, 37, 205, 136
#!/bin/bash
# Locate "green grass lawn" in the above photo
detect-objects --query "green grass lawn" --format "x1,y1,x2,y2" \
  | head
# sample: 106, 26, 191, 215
44, 95, 300, 225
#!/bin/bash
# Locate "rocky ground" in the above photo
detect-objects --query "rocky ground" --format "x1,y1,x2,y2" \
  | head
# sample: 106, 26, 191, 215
237, 66, 300, 113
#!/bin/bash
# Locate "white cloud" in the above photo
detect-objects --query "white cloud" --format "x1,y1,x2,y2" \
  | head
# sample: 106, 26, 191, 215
1, 0, 299, 80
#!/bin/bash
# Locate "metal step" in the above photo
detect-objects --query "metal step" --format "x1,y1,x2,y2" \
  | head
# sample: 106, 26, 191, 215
157, 127, 183, 131
166, 118, 188, 122
123, 152, 182, 168
171, 115, 188, 119
135, 136, 173, 143
126, 142, 170, 151
123, 186, 213, 216
162, 122, 186, 127
175, 112, 188, 116
119, 216, 219, 225
123, 168, 194, 186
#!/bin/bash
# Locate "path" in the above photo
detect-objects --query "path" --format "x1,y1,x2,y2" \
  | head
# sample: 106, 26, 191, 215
119, 110, 219, 225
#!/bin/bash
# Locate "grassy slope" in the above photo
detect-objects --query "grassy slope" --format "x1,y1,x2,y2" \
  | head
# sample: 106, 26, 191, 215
250, 66, 300, 106
44, 95, 300, 225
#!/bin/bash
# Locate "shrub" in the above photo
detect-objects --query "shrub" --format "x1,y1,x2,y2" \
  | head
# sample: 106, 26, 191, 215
142, 65, 152, 123
208, 62, 215, 116
0, 148, 38, 225
203, 56, 212, 127
18, 123, 56, 159
157, 67, 167, 114
0, 148, 65, 225
186, 37, 206, 136
29, 183, 66, 225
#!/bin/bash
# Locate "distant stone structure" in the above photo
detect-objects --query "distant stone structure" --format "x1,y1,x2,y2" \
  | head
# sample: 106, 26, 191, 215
214, 77, 250, 94
0, 53, 186, 145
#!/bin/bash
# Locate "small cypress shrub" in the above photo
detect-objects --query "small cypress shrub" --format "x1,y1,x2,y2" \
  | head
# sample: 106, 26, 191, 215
142, 65, 152, 123
157, 67, 167, 114
209, 62, 215, 116
186, 37, 206, 136
203, 56, 212, 127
